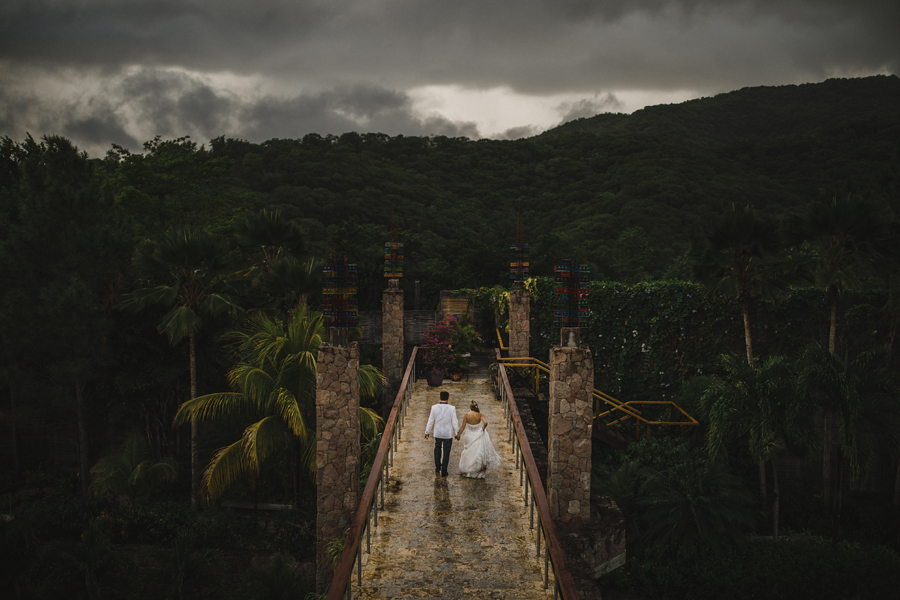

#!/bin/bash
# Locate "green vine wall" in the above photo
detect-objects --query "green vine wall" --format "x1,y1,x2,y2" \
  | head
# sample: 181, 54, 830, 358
521, 277, 887, 409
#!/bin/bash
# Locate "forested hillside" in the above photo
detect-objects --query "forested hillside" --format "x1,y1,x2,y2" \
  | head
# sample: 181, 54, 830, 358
97, 75, 900, 308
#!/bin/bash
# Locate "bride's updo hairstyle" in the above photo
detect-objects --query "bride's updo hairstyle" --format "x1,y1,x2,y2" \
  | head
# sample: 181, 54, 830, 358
470, 401, 480, 412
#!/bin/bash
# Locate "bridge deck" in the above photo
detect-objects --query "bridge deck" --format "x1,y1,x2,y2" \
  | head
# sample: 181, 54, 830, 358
352, 375, 556, 599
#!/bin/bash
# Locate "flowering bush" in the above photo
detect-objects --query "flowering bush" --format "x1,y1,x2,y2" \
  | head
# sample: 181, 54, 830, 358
419, 317, 457, 375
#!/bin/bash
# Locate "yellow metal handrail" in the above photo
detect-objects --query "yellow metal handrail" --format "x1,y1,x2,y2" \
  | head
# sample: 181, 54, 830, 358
496, 356, 698, 436
495, 327, 508, 351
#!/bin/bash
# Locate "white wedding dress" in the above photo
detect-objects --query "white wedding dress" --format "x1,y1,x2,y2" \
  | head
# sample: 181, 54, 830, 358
458, 423, 501, 479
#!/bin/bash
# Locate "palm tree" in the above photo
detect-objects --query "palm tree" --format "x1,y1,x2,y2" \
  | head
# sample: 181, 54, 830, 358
783, 194, 892, 352
118, 226, 241, 508
783, 194, 893, 510
796, 343, 900, 537
234, 209, 306, 273
693, 204, 783, 365
89, 432, 179, 500
232, 210, 320, 314
173, 304, 384, 504
640, 455, 755, 554
702, 354, 813, 539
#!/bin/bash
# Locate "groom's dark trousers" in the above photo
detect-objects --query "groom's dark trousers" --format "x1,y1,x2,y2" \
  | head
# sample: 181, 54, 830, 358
434, 437, 453, 476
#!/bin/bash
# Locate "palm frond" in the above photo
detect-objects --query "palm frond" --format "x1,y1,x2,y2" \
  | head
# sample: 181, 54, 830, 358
203, 439, 252, 501
298, 437, 317, 481
201, 293, 242, 317
359, 407, 385, 441
174, 392, 247, 427
116, 285, 178, 311
359, 364, 386, 401
158, 305, 202, 345
243, 415, 293, 470
274, 388, 309, 442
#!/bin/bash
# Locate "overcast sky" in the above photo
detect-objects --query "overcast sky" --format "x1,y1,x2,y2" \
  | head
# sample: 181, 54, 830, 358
1, 0, 897, 157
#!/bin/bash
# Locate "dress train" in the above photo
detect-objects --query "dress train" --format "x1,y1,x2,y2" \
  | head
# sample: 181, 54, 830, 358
458, 426, 501, 479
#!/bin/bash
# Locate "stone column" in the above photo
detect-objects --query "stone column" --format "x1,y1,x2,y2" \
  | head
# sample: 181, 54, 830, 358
382, 279, 404, 417
547, 328, 593, 531
508, 280, 530, 357
315, 341, 360, 595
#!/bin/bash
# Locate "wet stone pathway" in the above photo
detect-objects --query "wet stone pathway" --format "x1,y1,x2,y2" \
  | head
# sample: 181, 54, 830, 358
352, 376, 556, 600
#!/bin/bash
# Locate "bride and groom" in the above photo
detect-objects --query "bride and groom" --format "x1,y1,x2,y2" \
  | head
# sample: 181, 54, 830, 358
424, 391, 501, 478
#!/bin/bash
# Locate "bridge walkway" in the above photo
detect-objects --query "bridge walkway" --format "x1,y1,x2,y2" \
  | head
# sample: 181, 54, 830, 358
352, 375, 556, 599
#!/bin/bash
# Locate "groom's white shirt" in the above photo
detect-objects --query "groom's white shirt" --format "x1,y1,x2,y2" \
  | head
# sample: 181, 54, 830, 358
425, 401, 459, 439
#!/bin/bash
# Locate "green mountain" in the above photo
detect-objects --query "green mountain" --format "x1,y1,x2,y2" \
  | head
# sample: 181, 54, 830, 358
100, 75, 900, 305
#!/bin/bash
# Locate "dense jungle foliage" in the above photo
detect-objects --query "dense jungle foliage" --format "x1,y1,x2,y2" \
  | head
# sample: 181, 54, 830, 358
100, 74, 900, 305
2, 75, 900, 599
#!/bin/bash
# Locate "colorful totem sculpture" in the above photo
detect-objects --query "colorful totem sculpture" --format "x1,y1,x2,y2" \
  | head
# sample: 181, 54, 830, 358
510, 210, 529, 280
384, 206, 403, 279
554, 259, 591, 328
322, 255, 359, 328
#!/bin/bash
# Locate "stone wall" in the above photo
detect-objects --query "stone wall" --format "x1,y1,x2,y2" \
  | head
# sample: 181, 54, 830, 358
382, 280, 404, 416
509, 280, 530, 357
547, 331, 593, 531
315, 341, 360, 594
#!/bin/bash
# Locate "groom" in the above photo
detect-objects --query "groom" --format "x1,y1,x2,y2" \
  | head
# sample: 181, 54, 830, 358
424, 391, 459, 477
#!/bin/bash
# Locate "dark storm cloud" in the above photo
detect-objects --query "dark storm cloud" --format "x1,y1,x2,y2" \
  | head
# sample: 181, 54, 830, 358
1, 0, 897, 154
557, 94, 624, 123
495, 125, 541, 140
120, 70, 237, 138
0, 67, 480, 156
62, 113, 139, 150
1, 1, 896, 93
238, 85, 479, 142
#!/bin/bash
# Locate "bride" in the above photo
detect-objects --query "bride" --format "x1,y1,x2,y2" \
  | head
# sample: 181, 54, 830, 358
455, 401, 501, 478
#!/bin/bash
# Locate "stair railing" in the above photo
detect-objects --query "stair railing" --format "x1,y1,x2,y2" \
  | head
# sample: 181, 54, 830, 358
496, 356, 698, 435
494, 349, 580, 600
327, 346, 418, 600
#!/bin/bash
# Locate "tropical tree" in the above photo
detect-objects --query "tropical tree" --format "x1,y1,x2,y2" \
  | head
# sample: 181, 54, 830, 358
783, 194, 893, 510
234, 209, 306, 274
89, 432, 179, 500
232, 209, 321, 314
640, 458, 755, 555
702, 353, 813, 539
624, 440, 753, 552
173, 304, 384, 504
796, 343, 900, 536
0, 135, 131, 501
118, 226, 241, 508
783, 194, 892, 352
693, 204, 782, 365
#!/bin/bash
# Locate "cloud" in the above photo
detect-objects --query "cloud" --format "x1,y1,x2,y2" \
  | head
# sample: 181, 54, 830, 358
1, 1, 896, 92
557, 94, 623, 123
0, 1, 897, 153
0, 67, 482, 156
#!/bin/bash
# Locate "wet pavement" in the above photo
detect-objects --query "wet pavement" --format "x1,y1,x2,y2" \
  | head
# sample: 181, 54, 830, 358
352, 375, 557, 599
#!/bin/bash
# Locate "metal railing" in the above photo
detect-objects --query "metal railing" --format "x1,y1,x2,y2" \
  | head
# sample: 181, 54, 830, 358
327, 346, 418, 600
495, 327, 508, 351
494, 349, 579, 600
496, 356, 698, 436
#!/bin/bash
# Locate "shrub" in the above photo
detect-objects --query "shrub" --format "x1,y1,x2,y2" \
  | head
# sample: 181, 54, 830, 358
603, 537, 900, 600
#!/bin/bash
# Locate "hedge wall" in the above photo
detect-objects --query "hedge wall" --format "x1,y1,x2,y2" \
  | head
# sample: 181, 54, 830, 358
525, 278, 888, 408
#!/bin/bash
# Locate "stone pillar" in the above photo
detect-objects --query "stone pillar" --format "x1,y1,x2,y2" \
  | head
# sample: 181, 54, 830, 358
382, 279, 404, 417
509, 280, 530, 357
315, 341, 360, 595
547, 329, 593, 531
